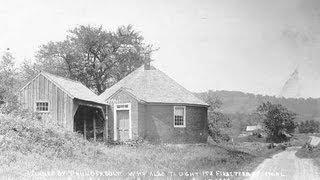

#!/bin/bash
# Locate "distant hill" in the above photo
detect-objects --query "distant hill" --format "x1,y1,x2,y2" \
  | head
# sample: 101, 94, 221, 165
196, 90, 320, 122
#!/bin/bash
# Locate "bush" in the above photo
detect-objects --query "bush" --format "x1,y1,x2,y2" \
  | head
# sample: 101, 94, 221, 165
0, 95, 20, 114
298, 120, 320, 133
208, 123, 230, 143
296, 142, 320, 159
0, 113, 102, 163
275, 144, 287, 150
257, 102, 296, 143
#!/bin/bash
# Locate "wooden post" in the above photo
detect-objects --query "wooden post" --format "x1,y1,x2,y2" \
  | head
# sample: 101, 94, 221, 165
83, 119, 87, 139
93, 116, 96, 142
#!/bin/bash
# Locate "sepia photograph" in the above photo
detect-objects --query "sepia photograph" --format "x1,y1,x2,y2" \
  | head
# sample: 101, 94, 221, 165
1, 0, 320, 179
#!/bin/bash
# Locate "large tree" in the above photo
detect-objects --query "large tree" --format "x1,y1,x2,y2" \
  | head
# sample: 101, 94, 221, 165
31, 25, 155, 94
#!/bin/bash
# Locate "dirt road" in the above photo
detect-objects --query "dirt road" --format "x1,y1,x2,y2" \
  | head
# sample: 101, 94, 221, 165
247, 147, 320, 180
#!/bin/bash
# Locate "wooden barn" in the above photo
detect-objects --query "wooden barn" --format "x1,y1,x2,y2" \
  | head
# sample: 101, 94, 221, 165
18, 72, 108, 141
99, 64, 209, 143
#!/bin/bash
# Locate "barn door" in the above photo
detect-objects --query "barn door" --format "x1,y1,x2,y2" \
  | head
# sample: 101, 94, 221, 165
114, 103, 131, 141
117, 110, 130, 140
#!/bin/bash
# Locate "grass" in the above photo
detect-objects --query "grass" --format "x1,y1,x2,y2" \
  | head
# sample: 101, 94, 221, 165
290, 133, 314, 146
295, 134, 320, 168
0, 113, 284, 180
236, 134, 266, 143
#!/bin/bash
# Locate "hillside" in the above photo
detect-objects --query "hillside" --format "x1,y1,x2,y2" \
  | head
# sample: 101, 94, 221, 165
196, 90, 320, 122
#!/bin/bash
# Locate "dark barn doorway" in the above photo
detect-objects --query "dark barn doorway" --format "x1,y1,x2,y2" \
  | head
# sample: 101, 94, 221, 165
74, 105, 106, 142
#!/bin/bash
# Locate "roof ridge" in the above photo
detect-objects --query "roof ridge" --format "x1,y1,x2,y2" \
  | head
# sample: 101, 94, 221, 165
154, 68, 208, 105
42, 71, 99, 96
40, 72, 75, 98
42, 71, 82, 84
99, 65, 208, 106
100, 66, 145, 97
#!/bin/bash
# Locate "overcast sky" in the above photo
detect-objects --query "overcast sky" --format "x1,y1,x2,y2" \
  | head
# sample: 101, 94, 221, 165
1, 0, 320, 97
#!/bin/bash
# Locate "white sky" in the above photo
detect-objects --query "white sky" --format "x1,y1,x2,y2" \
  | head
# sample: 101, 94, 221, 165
1, 0, 320, 97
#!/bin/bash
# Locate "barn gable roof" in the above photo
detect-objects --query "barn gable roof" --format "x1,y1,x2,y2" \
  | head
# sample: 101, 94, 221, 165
20, 72, 105, 105
99, 65, 209, 107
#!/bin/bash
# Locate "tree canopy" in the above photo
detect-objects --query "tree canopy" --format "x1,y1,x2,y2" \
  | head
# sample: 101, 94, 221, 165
298, 120, 320, 133
28, 25, 156, 94
199, 90, 231, 142
257, 101, 296, 142
0, 51, 22, 114
0, 51, 19, 103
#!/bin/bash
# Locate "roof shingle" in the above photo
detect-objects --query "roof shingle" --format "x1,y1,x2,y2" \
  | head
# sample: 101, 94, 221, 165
41, 72, 105, 104
99, 65, 208, 106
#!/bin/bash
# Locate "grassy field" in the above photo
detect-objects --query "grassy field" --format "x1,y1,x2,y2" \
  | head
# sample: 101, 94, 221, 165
295, 134, 320, 168
0, 113, 283, 180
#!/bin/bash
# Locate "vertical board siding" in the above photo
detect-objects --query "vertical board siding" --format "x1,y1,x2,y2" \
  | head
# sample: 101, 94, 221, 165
19, 74, 73, 130
33, 79, 36, 110
27, 84, 31, 109
24, 89, 28, 109
63, 94, 67, 127
35, 76, 39, 100
39, 75, 44, 100
53, 85, 57, 121
57, 89, 61, 124
48, 81, 52, 113
67, 97, 73, 130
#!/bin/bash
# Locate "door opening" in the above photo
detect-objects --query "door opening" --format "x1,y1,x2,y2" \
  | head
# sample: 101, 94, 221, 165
74, 105, 105, 141
114, 103, 131, 141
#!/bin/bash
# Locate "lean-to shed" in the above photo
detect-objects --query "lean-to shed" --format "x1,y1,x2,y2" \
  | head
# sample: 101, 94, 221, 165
19, 72, 107, 141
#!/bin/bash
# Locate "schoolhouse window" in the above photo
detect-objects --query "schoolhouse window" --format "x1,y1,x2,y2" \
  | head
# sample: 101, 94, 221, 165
174, 106, 186, 127
35, 101, 49, 112
116, 104, 129, 109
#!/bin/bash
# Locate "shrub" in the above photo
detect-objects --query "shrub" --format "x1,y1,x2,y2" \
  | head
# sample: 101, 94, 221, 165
257, 102, 296, 143
0, 113, 103, 163
208, 123, 230, 143
0, 95, 21, 115
275, 144, 287, 150
298, 120, 320, 133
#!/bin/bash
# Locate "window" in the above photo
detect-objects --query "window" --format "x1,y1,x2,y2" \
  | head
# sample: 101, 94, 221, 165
174, 106, 186, 127
116, 104, 129, 109
35, 101, 49, 112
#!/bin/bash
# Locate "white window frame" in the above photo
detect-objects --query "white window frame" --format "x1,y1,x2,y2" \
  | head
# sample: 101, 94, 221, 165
113, 103, 132, 141
34, 101, 50, 112
173, 106, 186, 128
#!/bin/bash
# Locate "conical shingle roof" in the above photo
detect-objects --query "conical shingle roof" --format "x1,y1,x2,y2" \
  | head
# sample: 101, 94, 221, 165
99, 65, 208, 106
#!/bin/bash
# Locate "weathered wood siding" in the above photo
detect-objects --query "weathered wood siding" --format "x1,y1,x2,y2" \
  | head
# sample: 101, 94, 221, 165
19, 74, 74, 131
